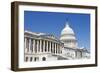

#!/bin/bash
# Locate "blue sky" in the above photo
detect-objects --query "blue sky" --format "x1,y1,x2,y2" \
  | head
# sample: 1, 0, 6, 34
24, 11, 90, 50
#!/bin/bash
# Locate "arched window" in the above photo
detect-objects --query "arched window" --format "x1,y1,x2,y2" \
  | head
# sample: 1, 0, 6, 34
42, 57, 46, 61
30, 57, 33, 62
25, 57, 28, 62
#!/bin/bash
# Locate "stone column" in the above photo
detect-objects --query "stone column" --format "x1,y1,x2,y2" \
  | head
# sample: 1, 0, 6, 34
35, 40, 37, 53
52, 42, 54, 53
24, 37, 27, 52
29, 38, 31, 53
40, 40, 42, 53
58, 45, 60, 54
51, 42, 52, 53
60, 44, 62, 54
43, 40, 45, 52
55, 43, 56, 54
59, 45, 61, 54
57, 44, 58, 54
47, 41, 49, 52
47, 41, 48, 52
33, 39, 35, 53
45, 40, 47, 52
55, 43, 57, 54
38, 40, 40, 52
53, 43, 55, 53
55, 44, 57, 54
49, 41, 51, 53
37, 40, 39, 53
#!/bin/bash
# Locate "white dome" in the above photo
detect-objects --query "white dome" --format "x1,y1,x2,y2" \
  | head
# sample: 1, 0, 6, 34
61, 22, 74, 35
60, 21, 78, 48
60, 22, 76, 40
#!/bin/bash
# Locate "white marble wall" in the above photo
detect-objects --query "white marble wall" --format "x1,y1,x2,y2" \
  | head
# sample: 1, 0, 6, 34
24, 37, 62, 62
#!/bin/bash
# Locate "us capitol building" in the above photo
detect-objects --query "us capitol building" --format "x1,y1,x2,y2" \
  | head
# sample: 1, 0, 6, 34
24, 21, 90, 62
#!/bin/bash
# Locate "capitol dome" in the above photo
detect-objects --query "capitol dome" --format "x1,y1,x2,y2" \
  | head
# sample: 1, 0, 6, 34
61, 22, 74, 35
60, 21, 78, 48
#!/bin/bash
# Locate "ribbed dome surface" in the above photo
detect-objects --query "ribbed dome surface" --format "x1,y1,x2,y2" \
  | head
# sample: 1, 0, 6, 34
60, 21, 77, 48
60, 22, 76, 40
61, 22, 74, 35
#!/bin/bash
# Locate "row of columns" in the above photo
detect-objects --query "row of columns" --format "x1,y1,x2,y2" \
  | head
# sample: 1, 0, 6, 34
24, 37, 62, 54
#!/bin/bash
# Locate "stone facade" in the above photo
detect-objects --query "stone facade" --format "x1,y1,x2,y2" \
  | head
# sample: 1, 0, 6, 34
24, 31, 63, 62
24, 31, 90, 62
24, 21, 90, 62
